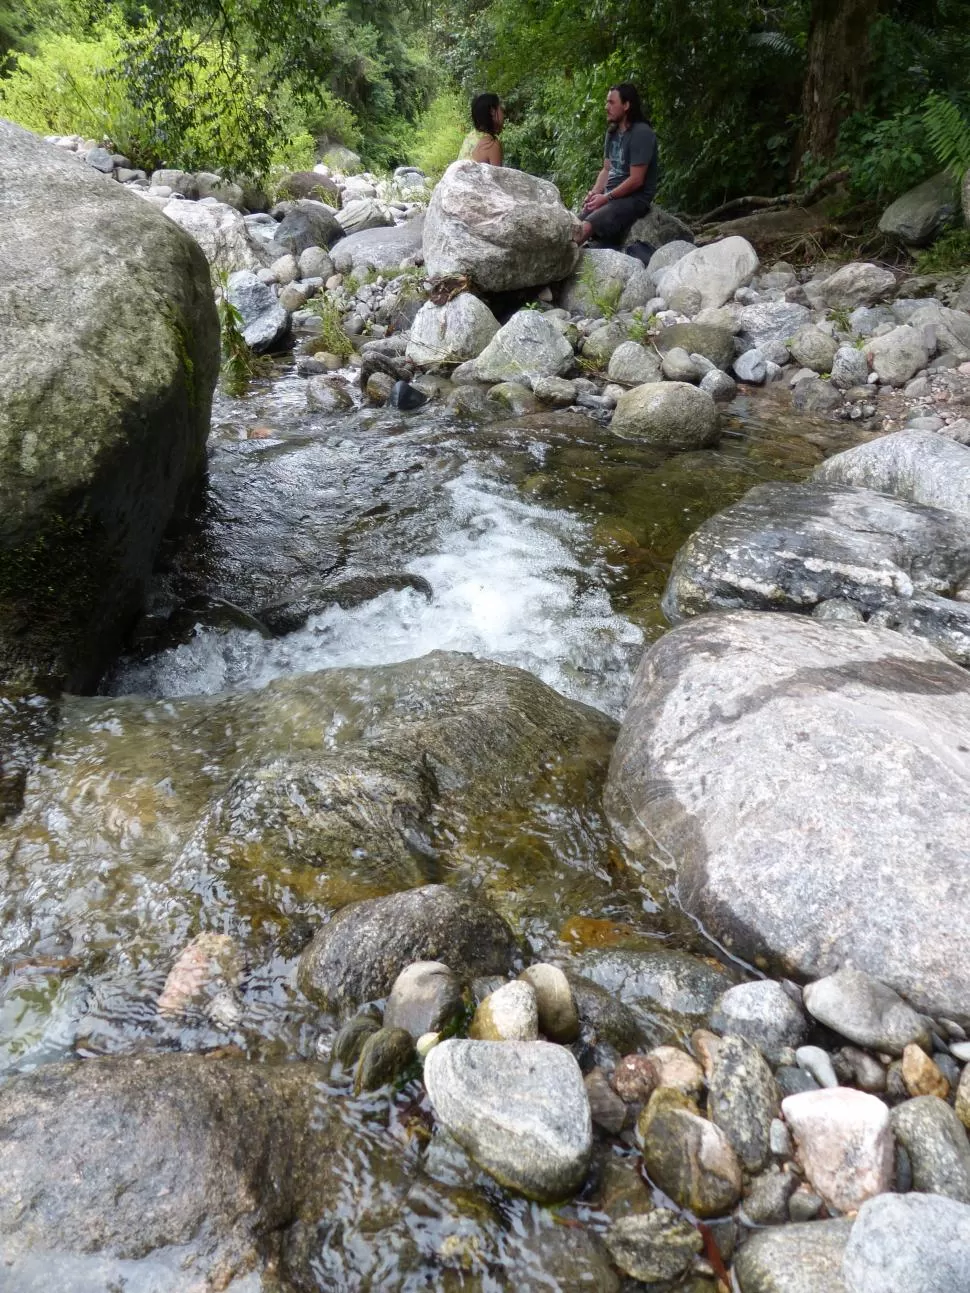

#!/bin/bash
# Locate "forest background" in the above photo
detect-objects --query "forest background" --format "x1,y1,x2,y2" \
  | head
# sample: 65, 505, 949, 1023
1, 0, 968, 221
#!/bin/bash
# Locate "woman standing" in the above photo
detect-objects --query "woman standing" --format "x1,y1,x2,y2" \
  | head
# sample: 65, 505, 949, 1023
458, 93, 505, 166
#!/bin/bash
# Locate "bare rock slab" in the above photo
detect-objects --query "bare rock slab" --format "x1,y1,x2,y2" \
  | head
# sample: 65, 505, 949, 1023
604, 611, 970, 1021
422, 1039, 592, 1202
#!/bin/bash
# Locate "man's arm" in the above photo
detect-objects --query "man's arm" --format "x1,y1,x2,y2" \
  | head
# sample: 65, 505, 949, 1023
584, 160, 611, 206
585, 163, 647, 210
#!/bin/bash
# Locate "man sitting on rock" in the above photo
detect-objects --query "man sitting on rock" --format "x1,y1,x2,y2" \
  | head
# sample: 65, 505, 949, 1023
575, 82, 659, 248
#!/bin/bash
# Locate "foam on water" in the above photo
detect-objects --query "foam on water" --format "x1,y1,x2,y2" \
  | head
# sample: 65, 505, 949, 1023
113, 468, 643, 716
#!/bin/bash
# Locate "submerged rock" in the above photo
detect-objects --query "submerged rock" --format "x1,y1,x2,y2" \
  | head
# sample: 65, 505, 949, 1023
611, 381, 720, 451
605, 612, 970, 1021
423, 1039, 592, 1202
299, 884, 518, 1014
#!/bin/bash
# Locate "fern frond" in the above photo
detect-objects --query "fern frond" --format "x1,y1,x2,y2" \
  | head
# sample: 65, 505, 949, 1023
748, 31, 799, 58
923, 91, 970, 178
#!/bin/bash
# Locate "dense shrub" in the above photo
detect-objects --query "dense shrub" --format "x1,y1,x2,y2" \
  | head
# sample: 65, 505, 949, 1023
410, 88, 467, 178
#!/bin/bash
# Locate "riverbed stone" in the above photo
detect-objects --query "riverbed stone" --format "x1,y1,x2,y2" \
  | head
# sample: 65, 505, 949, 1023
584, 1067, 627, 1133
612, 381, 720, 450
330, 215, 425, 275
470, 310, 574, 384
821, 262, 897, 309
710, 981, 808, 1063
879, 171, 960, 246
603, 1209, 702, 1283
803, 968, 932, 1056
655, 322, 737, 370
519, 963, 579, 1043
733, 349, 767, 383
830, 345, 871, 389
654, 236, 759, 310
891, 1096, 970, 1202
604, 612, 970, 1022
817, 431, 970, 520
424, 161, 580, 291
957, 1066, 970, 1129
0, 119, 219, 690
354, 1025, 415, 1093
156, 931, 245, 1021
650, 1045, 706, 1097
737, 300, 811, 347
470, 980, 538, 1041
636, 1087, 743, 1216
607, 340, 663, 384
300, 884, 518, 1014
789, 325, 839, 373
661, 480, 970, 666
742, 1165, 799, 1225
422, 1039, 592, 1202
566, 974, 651, 1055
163, 195, 267, 272
782, 1088, 894, 1213
406, 293, 500, 366
272, 199, 343, 254
902, 1044, 950, 1098
613, 1053, 660, 1103
560, 248, 655, 317
582, 320, 629, 368
226, 269, 291, 353
843, 1192, 970, 1293
906, 302, 970, 362
708, 1034, 780, 1172
700, 368, 738, 401
866, 325, 930, 385
384, 961, 463, 1039
734, 1220, 852, 1293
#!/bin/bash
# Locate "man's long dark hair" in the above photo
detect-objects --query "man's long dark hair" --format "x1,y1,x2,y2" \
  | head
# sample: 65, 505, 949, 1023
471, 92, 501, 134
608, 82, 651, 130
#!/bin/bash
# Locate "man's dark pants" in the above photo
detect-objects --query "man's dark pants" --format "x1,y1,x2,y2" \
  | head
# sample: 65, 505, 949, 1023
581, 192, 652, 246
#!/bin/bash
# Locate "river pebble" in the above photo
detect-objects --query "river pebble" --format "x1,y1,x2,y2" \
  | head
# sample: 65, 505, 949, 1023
795, 1045, 838, 1089
353, 1026, 414, 1093
603, 1209, 702, 1282
637, 1088, 742, 1217
383, 961, 462, 1040
803, 968, 931, 1056
469, 980, 539, 1042
782, 1087, 893, 1212
423, 1039, 592, 1202
902, 1041, 950, 1098
891, 1095, 970, 1202
518, 963, 579, 1042
843, 1192, 970, 1292
584, 1067, 627, 1134
649, 1044, 705, 1097
734, 1219, 852, 1293
708, 1033, 780, 1172
710, 980, 808, 1063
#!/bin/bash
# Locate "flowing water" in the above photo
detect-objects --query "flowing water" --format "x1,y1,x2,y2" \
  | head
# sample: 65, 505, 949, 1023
0, 355, 870, 1288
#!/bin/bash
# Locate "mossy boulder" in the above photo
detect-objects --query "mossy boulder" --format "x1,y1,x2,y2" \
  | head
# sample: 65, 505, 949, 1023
0, 119, 219, 690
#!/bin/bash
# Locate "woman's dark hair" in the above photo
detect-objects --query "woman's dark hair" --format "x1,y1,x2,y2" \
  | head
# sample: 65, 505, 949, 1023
609, 82, 650, 127
471, 92, 501, 134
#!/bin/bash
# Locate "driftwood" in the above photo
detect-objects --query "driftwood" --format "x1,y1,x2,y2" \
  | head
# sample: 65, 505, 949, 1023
691, 169, 850, 226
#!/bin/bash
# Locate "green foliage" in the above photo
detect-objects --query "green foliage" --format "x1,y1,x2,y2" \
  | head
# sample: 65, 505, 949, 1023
837, 104, 936, 202
215, 272, 257, 396
410, 87, 467, 178
308, 295, 354, 360
915, 228, 970, 274
923, 91, 970, 178
627, 308, 652, 344
578, 257, 623, 320
826, 306, 852, 332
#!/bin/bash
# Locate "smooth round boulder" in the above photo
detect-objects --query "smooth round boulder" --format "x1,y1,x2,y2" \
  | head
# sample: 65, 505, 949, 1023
423, 1039, 592, 1202
802, 968, 931, 1056
611, 381, 720, 450
469, 980, 539, 1041
710, 980, 808, 1063
519, 963, 580, 1043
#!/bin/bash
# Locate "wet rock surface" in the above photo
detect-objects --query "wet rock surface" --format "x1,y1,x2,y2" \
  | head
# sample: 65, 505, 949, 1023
605, 611, 970, 1019
734, 1219, 852, 1293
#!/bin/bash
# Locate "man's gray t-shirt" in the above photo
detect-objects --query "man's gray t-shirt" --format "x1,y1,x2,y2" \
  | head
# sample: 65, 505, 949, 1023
604, 121, 659, 204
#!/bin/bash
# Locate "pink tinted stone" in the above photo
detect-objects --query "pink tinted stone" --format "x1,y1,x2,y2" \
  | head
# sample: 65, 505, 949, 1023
782, 1087, 893, 1213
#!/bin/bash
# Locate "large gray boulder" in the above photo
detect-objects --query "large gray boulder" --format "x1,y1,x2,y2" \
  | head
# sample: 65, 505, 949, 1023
0, 120, 219, 690
662, 480, 970, 666
843, 1193, 970, 1293
737, 301, 812, 347
0, 1053, 340, 1288
906, 301, 970, 362
423, 1039, 592, 1202
272, 199, 343, 254
162, 196, 267, 272
406, 293, 499, 366
330, 214, 425, 275
814, 431, 970, 518
604, 611, 970, 1021
866, 324, 930, 385
559, 249, 655, 317
820, 262, 896, 309
611, 382, 720, 450
654, 236, 759, 310
335, 196, 393, 234
878, 172, 960, 246
424, 161, 581, 291
470, 310, 574, 384
623, 205, 694, 249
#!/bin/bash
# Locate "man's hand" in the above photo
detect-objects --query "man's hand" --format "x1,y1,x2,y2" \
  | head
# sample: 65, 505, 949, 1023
585, 192, 610, 211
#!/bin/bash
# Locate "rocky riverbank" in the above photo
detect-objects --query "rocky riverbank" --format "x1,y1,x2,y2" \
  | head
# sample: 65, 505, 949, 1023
2, 122, 970, 1292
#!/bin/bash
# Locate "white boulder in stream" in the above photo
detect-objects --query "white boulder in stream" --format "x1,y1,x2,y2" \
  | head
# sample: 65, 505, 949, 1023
162, 196, 267, 273
605, 611, 970, 1020
406, 293, 499, 365
424, 161, 581, 291
470, 310, 573, 384
423, 1039, 592, 1201
653, 236, 759, 309
814, 431, 970, 518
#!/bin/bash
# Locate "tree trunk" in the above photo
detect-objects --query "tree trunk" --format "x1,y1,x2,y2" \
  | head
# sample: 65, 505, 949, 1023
799, 0, 881, 163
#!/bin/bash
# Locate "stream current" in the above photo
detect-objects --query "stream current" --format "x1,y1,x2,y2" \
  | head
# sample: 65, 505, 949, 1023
0, 356, 868, 1289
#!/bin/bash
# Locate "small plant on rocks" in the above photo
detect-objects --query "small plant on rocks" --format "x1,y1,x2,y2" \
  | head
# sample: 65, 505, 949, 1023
579, 258, 623, 320
215, 271, 257, 396
308, 294, 354, 360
